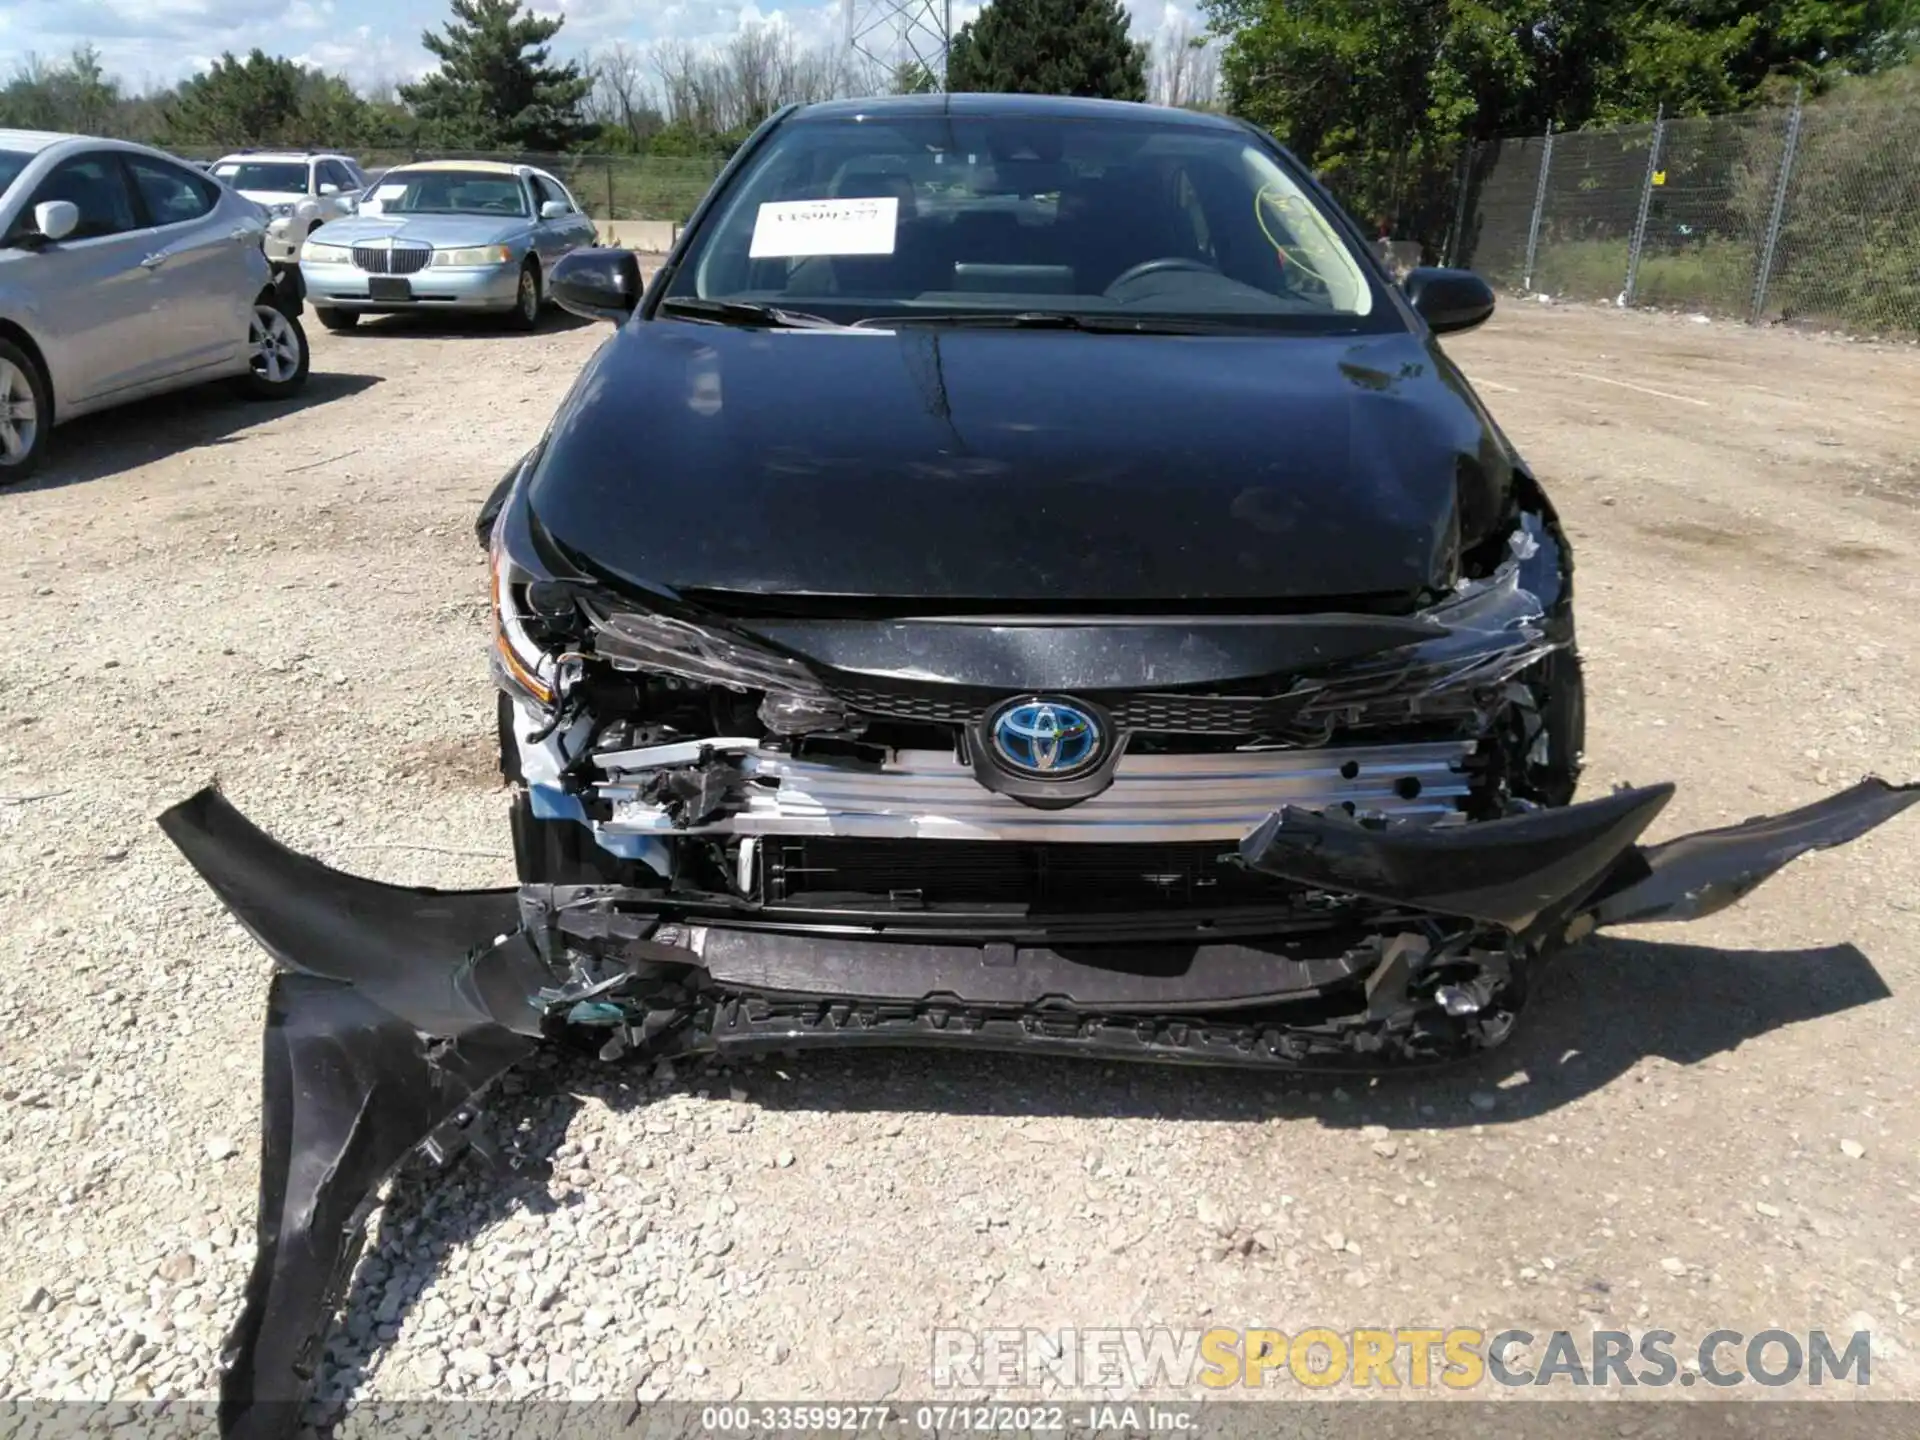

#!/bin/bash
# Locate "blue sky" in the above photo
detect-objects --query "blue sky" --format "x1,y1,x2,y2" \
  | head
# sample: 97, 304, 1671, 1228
0, 0, 1202, 95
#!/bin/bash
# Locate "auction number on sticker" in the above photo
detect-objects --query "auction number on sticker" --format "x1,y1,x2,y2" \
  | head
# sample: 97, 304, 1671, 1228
700, 1405, 896, 1432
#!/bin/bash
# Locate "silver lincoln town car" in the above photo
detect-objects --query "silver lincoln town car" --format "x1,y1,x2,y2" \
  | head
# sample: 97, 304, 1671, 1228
298, 159, 597, 331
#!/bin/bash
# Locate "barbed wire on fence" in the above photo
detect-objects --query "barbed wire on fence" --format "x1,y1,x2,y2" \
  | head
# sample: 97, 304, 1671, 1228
1449, 85, 1920, 338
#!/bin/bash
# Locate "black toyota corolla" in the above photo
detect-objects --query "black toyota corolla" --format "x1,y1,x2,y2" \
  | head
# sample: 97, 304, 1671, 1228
158, 96, 1915, 1436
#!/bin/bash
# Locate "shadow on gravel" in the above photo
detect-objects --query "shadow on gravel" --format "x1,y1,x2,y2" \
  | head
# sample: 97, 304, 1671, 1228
335, 308, 594, 339
9, 370, 382, 494
654, 937, 1890, 1133
305, 935, 1889, 1414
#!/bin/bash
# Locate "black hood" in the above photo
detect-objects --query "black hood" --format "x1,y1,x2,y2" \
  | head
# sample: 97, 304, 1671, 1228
526, 318, 1516, 605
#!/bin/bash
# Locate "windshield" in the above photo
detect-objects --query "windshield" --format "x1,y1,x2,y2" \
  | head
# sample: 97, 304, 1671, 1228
668, 114, 1384, 329
213, 161, 310, 193
374, 170, 529, 217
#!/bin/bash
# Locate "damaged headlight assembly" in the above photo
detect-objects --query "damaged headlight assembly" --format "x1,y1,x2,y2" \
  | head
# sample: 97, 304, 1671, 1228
487, 476, 852, 736
584, 602, 855, 734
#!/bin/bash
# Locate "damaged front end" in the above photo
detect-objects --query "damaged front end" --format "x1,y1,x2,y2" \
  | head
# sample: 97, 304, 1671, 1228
162, 470, 1918, 1438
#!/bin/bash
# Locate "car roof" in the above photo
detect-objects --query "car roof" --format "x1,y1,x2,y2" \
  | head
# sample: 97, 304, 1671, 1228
385, 160, 526, 177
0, 129, 73, 154
786, 94, 1242, 130
213, 151, 351, 163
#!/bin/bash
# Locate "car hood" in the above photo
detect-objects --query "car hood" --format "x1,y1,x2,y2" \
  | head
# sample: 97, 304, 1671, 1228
313, 214, 526, 247
527, 318, 1519, 605
235, 189, 306, 205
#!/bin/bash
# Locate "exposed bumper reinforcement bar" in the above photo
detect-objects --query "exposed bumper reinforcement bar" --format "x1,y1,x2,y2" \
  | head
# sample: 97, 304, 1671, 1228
157, 776, 1917, 1439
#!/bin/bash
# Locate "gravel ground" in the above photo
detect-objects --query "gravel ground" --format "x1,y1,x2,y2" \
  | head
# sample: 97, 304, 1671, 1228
1, 298, 1917, 1420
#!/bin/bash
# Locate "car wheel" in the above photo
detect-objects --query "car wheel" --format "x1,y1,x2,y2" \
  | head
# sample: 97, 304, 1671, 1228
315, 308, 359, 332
507, 263, 541, 332
0, 340, 51, 485
237, 300, 310, 400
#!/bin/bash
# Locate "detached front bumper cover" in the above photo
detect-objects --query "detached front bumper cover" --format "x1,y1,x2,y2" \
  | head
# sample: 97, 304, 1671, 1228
157, 777, 1918, 1438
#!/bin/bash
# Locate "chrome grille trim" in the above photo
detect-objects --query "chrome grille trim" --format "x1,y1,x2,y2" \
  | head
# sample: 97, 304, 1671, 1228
592, 740, 1476, 843
352, 242, 432, 275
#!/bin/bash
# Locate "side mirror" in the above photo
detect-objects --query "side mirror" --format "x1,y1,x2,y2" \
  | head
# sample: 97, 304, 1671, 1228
551, 247, 641, 323
319, 183, 341, 196
1402, 267, 1496, 335
32, 200, 79, 243
539, 200, 571, 220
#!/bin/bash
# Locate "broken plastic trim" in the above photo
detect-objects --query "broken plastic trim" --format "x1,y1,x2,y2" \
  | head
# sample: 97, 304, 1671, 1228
157, 774, 1916, 1439
1240, 776, 1920, 940
220, 976, 532, 1440
1580, 777, 1920, 930
1238, 783, 1675, 935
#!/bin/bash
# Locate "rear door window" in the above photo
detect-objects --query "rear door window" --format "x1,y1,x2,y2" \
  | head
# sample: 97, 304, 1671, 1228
124, 154, 220, 227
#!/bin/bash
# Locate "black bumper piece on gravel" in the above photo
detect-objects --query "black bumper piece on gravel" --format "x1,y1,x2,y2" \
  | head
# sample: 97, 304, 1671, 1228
157, 777, 1917, 1438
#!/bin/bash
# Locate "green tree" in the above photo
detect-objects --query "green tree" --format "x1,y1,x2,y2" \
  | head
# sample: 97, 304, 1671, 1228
1205, 0, 1920, 244
946, 0, 1149, 100
0, 46, 127, 135
400, 0, 595, 151
164, 50, 308, 145
892, 60, 939, 94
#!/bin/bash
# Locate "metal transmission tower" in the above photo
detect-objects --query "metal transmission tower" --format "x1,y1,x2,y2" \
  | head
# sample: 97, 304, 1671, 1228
843, 0, 951, 90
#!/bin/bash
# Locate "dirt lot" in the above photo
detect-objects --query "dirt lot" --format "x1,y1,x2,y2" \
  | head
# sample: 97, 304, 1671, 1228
1, 298, 1918, 1422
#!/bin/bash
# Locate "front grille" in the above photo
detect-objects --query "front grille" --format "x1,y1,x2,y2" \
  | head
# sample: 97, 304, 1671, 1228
352, 243, 432, 275
761, 837, 1319, 911
831, 683, 1299, 735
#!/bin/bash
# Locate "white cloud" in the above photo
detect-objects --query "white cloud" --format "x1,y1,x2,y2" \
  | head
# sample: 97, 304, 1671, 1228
7, 0, 1197, 95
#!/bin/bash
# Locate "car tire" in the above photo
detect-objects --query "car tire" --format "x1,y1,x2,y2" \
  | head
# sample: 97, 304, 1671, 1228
236, 298, 311, 400
315, 308, 359, 332
506, 262, 542, 332
0, 339, 52, 485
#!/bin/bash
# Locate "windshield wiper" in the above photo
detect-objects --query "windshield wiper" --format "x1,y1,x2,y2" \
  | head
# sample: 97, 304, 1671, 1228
656, 297, 845, 330
858, 311, 1241, 334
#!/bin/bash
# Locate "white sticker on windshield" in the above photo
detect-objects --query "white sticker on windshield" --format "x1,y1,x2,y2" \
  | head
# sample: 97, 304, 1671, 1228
749, 197, 898, 259
374, 183, 408, 200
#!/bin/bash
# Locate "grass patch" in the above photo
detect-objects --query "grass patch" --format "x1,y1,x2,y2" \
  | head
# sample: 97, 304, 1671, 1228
1530, 236, 1757, 312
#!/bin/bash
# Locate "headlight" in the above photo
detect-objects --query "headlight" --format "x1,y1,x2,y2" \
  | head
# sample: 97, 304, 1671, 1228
490, 528, 559, 705
585, 605, 818, 694
432, 245, 514, 267
583, 603, 854, 734
302, 240, 351, 264
266, 202, 295, 219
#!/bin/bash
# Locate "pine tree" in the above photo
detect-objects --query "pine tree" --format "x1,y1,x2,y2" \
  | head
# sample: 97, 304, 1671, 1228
946, 0, 1149, 102
400, 0, 594, 152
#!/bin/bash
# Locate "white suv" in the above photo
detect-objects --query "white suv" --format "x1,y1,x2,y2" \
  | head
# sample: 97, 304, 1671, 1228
210, 151, 366, 262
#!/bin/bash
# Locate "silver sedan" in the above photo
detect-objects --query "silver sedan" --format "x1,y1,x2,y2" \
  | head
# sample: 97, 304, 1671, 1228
300, 161, 598, 332
0, 128, 310, 482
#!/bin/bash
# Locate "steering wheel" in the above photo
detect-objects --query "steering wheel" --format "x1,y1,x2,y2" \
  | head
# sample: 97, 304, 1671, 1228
1106, 256, 1215, 292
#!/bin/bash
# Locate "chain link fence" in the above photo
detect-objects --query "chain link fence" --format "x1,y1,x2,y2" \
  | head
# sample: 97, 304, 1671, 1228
1447, 86, 1920, 338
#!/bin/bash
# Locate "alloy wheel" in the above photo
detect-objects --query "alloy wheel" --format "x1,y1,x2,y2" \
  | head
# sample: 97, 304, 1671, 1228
250, 305, 301, 385
0, 357, 38, 468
